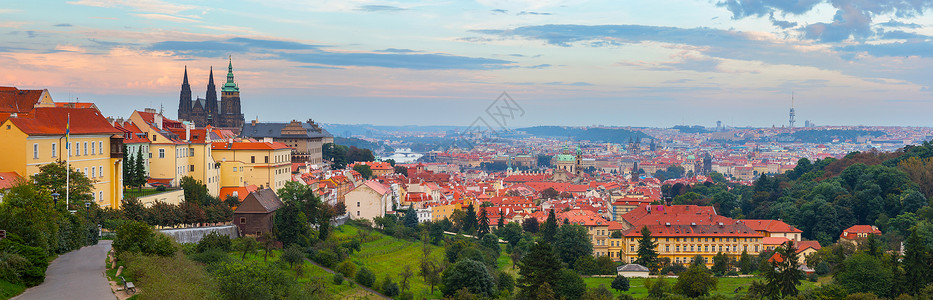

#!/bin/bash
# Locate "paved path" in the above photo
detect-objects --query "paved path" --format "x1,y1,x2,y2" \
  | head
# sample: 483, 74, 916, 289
14, 240, 115, 300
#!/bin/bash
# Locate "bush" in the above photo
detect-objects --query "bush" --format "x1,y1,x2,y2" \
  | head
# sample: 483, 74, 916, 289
336, 261, 358, 278
382, 275, 400, 297
113, 220, 176, 257
0, 235, 48, 286
196, 231, 232, 253
313, 250, 339, 268
808, 272, 819, 282
333, 273, 344, 285
815, 261, 831, 275
356, 267, 376, 287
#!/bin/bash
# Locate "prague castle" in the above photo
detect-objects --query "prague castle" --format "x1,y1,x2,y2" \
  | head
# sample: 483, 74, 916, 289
177, 58, 245, 130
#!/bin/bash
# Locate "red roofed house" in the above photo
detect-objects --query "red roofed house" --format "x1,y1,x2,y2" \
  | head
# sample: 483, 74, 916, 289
349, 161, 394, 177
211, 140, 292, 191
0, 172, 23, 199
346, 180, 392, 221
839, 225, 882, 245
0, 97, 125, 208
796, 240, 822, 265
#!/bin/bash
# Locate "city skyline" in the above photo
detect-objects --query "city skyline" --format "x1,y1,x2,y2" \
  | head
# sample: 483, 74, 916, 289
2, 0, 933, 127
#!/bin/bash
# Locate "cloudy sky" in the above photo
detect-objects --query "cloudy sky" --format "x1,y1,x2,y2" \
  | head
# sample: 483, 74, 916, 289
2, 0, 932, 127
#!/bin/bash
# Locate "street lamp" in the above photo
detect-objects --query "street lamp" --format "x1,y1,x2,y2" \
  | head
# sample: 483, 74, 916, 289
85, 201, 91, 211
52, 192, 60, 205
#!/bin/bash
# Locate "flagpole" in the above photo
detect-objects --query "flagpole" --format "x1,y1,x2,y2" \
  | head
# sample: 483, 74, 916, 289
66, 113, 70, 210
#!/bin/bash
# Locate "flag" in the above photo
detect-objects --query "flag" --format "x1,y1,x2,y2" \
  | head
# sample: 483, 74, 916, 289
65, 114, 70, 144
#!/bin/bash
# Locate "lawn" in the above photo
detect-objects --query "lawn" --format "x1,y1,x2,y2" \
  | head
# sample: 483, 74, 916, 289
334, 225, 448, 299
233, 247, 376, 299
0, 279, 26, 300
583, 275, 820, 298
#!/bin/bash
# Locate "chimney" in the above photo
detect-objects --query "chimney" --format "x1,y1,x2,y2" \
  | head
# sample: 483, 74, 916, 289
154, 113, 163, 130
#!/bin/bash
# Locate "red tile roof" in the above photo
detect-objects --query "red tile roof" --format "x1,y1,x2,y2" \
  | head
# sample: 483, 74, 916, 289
7, 107, 119, 136
623, 222, 761, 238
0, 87, 44, 113
0, 172, 23, 189
840, 225, 882, 240
796, 240, 821, 253
740, 219, 803, 233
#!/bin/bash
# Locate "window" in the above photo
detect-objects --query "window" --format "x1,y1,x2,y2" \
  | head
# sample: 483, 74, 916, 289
84, 142, 88, 155
51, 143, 57, 157
233, 167, 237, 172
189, 165, 194, 172
240, 217, 247, 224
357, 211, 360, 216
84, 167, 88, 176
98, 142, 103, 154
99, 166, 103, 178
99, 191, 103, 201
67, 142, 72, 156
91, 142, 95, 155
264, 156, 269, 163
357, 202, 360, 207
33, 144, 38, 159
189, 148, 194, 156
251, 156, 255, 163
74, 142, 80, 155
159, 149, 165, 158
91, 168, 96, 178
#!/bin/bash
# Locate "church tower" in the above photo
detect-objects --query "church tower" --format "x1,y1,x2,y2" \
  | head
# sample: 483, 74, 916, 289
205, 66, 219, 126
178, 66, 191, 121
219, 57, 245, 130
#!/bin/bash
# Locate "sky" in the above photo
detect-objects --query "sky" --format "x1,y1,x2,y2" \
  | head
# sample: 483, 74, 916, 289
2, 0, 933, 128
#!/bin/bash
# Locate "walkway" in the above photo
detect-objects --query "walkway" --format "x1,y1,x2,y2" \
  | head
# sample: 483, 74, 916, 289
14, 240, 115, 300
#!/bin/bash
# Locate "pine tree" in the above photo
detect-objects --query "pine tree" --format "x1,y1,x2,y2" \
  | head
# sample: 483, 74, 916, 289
404, 205, 419, 228
903, 229, 931, 294
133, 147, 146, 189
477, 206, 490, 236
542, 209, 558, 243
764, 240, 802, 298
123, 145, 133, 188
464, 203, 477, 234
517, 241, 561, 299
636, 226, 660, 273
496, 213, 505, 233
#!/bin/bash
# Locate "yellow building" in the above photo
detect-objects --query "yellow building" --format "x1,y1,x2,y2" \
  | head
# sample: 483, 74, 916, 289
619, 223, 763, 267
0, 106, 124, 208
430, 202, 461, 222
128, 109, 220, 196
211, 141, 292, 191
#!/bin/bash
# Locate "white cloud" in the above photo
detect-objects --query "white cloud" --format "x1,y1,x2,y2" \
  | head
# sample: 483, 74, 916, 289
133, 13, 201, 23
67, 0, 197, 14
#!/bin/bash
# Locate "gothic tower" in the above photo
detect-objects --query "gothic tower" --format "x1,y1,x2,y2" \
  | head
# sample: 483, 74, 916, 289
178, 66, 191, 121
205, 66, 219, 126
219, 57, 244, 129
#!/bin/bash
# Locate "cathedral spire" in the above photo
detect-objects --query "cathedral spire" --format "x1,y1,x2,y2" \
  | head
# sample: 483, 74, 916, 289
222, 56, 239, 92
208, 66, 214, 86
183, 66, 189, 85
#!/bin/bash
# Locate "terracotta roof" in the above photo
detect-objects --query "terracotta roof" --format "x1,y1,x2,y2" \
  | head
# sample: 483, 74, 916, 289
740, 219, 803, 233
0, 87, 44, 113
762, 236, 790, 245
623, 222, 761, 238
840, 225, 882, 240
796, 240, 821, 253
6, 107, 119, 136
219, 185, 259, 201
354, 180, 390, 195
0, 172, 23, 189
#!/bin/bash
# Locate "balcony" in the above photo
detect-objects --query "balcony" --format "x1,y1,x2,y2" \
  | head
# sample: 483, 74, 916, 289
110, 136, 124, 158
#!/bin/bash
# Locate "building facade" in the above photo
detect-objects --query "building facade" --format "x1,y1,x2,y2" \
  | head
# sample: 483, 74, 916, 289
240, 119, 333, 166
177, 59, 244, 130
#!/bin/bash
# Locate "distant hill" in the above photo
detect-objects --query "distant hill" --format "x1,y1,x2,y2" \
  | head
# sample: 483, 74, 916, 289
775, 129, 885, 143
672, 125, 710, 133
334, 137, 394, 154
516, 126, 652, 143
320, 123, 463, 138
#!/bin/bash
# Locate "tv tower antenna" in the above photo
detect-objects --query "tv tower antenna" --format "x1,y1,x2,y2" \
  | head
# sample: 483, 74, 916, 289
789, 92, 796, 128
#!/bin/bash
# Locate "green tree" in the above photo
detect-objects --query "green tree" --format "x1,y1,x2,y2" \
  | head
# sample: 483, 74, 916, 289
463, 203, 477, 234
764, 240, 803, 298
517, 241, 561, 299
234, 236, 258, 261
554, 224, 594, 267
382, 274, 400, 297
541, 209, 559, 243
274, 202, 311, 248
132, 147, 146, 189
834, 253, 893, 296
711, 252, 730, 275
636, 226, 660, 273
553, 268, 585, 300
280, 244, 305, 277
404, 205, 419, 228
477, 206, 490, 236
353, 164, 373, 179
674, 263, 717, 297
441, 259, 495, 297
123, 145, 133, 188
611, 275, 630, 292
739, 250, 756, 274
356, 267, 376, 287
903, 227, 933, 294
32, 161, 95, 207
394, 165, 408, 176
213, 261, 293, 300
323, 143, 349, 169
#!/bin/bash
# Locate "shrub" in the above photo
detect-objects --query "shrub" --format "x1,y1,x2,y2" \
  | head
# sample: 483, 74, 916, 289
356, 267, 376, 287
113, 220, 176, 257
336, 261, 358, 278
212, 261, 293, 300
0, 234, 49, 286
313, 250, 339, 268
382, 275, 400, 297
333, 273, 344, 285
196, 231, 232, 253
